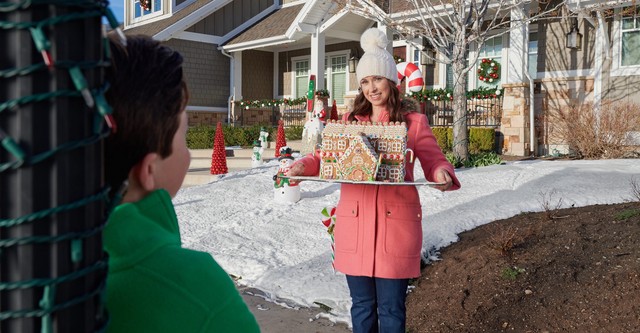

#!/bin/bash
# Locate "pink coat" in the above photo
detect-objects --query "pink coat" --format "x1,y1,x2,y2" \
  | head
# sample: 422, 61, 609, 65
296, 109, 461, 278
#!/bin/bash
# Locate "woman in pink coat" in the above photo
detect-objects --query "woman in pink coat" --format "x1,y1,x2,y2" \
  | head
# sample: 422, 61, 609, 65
287, 28, 461, 333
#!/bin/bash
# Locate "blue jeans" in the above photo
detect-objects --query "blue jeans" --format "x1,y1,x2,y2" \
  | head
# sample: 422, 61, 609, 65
346, 275, 409, 333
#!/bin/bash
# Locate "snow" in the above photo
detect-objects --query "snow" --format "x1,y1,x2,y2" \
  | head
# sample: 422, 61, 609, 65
174, 158, 639, 325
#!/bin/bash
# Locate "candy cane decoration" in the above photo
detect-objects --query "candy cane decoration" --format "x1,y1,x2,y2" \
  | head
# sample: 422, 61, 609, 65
321, 206, 337, 272
396, 61, 424, 92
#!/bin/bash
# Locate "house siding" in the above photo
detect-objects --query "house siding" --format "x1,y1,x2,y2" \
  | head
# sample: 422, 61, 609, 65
186, 0, 273, 36
163, 39, 230, 107
242, 50, 273, 99
538, 19, 595, 73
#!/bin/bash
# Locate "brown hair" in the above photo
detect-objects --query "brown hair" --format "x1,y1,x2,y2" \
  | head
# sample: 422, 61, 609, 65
105, 35, 189, 194
348, 79, 404, 123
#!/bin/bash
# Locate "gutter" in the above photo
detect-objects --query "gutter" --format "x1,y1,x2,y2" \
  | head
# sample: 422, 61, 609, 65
219, 47, 234, 125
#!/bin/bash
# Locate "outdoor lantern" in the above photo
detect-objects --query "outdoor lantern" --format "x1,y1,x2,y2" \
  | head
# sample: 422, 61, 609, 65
420, 49, 436, 65
348, 55, 358, 73
566, 19, 582, 50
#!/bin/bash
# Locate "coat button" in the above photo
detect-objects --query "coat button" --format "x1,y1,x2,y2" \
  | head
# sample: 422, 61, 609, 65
386, 211, 391, 216
418, 213, 421, 218
352, 210, 355, 214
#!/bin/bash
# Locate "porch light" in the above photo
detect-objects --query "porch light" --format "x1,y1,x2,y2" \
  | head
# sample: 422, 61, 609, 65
566, 18, 582, 50
348, 55, 359, 73
420, 49, 436, 66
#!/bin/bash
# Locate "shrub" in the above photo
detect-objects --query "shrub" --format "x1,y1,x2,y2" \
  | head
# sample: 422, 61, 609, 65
286, 126, 304, 140
186, 125, 215, 149
469, 128, 495, 153
432, 127, 452, 152
546, 100, 640, 159
463, 152, 503, 167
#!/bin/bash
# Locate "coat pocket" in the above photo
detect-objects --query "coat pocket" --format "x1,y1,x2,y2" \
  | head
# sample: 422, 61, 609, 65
334, 200, 359, 253
383, 203, 423, 258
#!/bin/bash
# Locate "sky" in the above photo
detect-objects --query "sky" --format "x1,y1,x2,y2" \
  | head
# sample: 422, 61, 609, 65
108, 0, 125, 24
173, 158, 639, 326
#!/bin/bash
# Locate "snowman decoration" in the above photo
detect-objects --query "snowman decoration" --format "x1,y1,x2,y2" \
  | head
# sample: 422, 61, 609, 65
300, 98, 326, 155
272, 146, 301, 203
251, 140, 264, 168
259, 127, 269, 149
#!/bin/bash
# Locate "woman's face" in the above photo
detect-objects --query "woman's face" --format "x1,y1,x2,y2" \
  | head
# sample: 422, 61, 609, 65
360, 76, 390, 109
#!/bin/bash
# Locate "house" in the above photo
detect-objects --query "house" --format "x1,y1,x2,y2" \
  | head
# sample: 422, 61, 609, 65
122, 0, 640, 156
320, 120, 408, 182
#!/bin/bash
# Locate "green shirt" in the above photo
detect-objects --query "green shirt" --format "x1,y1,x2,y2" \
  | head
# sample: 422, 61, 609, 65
104, 189, 260, 332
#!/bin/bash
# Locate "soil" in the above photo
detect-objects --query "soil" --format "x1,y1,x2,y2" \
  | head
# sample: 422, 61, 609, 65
406, 202, 640, 333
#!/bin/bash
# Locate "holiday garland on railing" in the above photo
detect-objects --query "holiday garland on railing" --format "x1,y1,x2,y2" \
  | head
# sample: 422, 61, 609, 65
477, 58, 501, 84
235, 97, 307, 109
407, 87, 504, 102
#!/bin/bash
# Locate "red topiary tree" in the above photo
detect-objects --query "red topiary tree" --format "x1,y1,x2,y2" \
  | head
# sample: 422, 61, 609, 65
210, 122, 228, 174
330, 99, 339, 121
274, 120, 287, 158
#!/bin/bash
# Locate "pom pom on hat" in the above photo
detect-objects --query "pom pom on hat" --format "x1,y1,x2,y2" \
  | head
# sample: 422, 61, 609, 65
356, 28, 398, 84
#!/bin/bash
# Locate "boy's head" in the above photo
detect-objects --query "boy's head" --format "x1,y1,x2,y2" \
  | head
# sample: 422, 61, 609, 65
105, 35, 190, 201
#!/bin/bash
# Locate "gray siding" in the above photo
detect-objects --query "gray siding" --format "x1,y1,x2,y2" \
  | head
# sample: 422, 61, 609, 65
242, 50, 273, 99
187, 0, 273, 36
176, 0, 188, 7
538, 19, 595, 73
163, 39, 230, 107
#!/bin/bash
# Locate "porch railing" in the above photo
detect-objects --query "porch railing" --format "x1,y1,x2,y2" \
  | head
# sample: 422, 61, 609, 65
421, 97, 503, 127
237, 97, 502, 128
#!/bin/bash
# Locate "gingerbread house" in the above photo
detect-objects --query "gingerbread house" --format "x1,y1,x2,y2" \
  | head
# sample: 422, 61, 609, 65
320, 121, 410, 182
337, 135, 380, 181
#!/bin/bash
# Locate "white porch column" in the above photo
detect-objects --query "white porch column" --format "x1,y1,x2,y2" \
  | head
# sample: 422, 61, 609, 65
273, 50, 280, 98
377, 23, 393, 57
501, 5, 532, 156
233, 51, 243, 100
507, 6, 529, 84
310, 28, 326, 90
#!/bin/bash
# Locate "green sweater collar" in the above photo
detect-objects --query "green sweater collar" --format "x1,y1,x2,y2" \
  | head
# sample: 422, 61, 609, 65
104, 189, 181, 267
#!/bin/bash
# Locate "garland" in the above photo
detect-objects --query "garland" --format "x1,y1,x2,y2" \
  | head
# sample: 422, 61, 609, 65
315, 89, 330, 98
235, 97, 307, 109
477, 58, 500, 84
408, 87, 503, 102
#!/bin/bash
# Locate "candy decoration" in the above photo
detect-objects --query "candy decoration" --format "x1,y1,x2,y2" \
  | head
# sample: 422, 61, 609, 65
321, 206, 337, 272
274, 120, 287, 158
306, 74, 316, 112
210, 122, 228, 175
396, 61, 424, 92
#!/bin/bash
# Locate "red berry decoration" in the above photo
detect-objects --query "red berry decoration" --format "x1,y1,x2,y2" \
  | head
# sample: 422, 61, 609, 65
210, 122, 228, 175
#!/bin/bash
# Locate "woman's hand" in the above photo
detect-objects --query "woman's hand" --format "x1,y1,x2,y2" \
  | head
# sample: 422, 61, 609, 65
433, 168, 453, 192
285, 163, 305, 177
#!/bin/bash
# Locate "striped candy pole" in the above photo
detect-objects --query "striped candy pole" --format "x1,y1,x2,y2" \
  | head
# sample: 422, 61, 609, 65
321, 206, 337, 272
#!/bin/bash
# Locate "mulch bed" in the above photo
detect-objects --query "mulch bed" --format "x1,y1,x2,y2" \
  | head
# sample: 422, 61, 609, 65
406, 202, 640, 333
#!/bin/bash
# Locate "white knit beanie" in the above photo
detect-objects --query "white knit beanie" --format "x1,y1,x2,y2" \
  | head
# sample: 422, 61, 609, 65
356, 28, 398, 84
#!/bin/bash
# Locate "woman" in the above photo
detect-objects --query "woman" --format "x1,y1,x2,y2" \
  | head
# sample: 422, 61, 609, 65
287, 28, 461, 332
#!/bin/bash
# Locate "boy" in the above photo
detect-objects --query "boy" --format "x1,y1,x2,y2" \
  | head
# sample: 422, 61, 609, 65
103, 35, 260, 333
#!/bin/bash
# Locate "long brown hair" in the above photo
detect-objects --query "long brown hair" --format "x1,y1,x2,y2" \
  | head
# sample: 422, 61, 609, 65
348, 78, 404, 122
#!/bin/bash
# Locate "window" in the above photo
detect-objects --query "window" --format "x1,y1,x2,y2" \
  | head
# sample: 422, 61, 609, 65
133, 0, 162, 19
294, 60, 310, 99
413, 49, 420, 67
621, 7, 640, 67
476, 35, 503, 88
528, 31, 538, 78
337, 139, 346, 150
328, 55, 347, 105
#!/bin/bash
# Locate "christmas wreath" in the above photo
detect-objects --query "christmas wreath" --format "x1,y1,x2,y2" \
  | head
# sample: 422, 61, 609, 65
477, 58, 500, 84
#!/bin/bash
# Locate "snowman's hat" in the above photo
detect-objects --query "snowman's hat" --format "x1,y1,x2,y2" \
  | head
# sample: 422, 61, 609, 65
278, 146, 293, 160
253, 139, 261, 147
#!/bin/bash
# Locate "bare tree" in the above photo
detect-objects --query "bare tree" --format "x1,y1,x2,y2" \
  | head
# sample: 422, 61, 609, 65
350, 0, 566, 161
